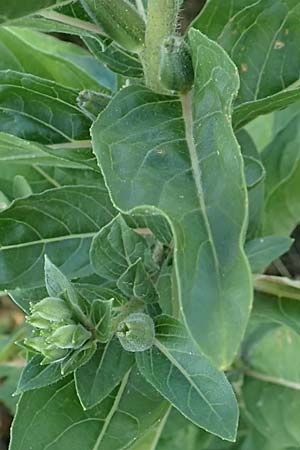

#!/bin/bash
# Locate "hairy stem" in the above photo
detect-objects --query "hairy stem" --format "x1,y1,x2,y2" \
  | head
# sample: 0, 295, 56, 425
142, 0, 181, 92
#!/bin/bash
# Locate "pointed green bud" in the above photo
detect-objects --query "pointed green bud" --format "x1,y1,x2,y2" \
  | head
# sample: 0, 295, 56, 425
81, 0, 145, 52
30, 297, 73, 322
26, 313, 51, 329
159, 36, 194, 93
24, 337, 47, 353
117, 313, 155, 352
77, 90, 111, 121
40, 347, 69, 364
46, 324, 92, 349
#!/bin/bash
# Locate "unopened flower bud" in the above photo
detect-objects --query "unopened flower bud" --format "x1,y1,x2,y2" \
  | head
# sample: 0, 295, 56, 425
30, 297, 73, 322
40, 346, 69, 364
46, 324, 92, 349
24, 336, 47, 353
26, 313, 51, 329
117, 313, 155, 352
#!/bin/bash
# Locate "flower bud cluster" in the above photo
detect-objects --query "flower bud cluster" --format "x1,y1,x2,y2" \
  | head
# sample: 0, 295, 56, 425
25, 296, 92, 365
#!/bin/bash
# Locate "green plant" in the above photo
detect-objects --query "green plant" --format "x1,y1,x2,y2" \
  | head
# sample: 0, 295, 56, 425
1, 0, 300, 449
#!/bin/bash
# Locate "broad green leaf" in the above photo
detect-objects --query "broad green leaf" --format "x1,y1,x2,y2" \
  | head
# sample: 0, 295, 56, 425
10, 370, 167, 450
193, 0, 300, 126
0, 0, 73, 23
92, 28, 252, 368
75, 338, 134, 409
0, 27, 110, 91
90, 214, 149, 282
262, 113, 300, 235
0, 186, 115, 290
243, 378, 300, 448
0, 70, 91, 144
245, 236, 293, 273
245, 325, 300, 388
136, 315, 238, 442
9, 286, 48, 313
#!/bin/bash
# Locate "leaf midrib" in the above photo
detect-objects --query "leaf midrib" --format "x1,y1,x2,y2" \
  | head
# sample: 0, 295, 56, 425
154, 337, 231, 438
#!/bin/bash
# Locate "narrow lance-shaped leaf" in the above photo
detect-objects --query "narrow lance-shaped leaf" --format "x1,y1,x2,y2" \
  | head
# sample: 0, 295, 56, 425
92, 28, 252, 368
136, 315, 239, 442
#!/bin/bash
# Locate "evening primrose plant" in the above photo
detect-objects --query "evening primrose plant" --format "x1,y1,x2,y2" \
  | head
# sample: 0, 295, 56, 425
1, 0, 300, 449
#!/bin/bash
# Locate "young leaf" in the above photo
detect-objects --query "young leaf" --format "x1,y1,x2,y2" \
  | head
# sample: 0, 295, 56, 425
0, 186, 116, 290
0, 70, 91, 144
245, 236, 293, 273
136, 315, 239, 442
90, 298, 113, 342
90, 214, 149, 282
117, 259, 158, 303
75, 338, 134, 409
44, 256, 79, 307
91, 28, 252, 368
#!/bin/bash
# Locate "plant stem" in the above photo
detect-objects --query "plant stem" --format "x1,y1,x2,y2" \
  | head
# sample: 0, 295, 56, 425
47, 140, 92, 149
142, 0, 180, 92
149, 406, 171, 450
39, 10, 106, 36
254, 274, 300, 301
135, 0, 146, 21
246, 369, 300, 390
